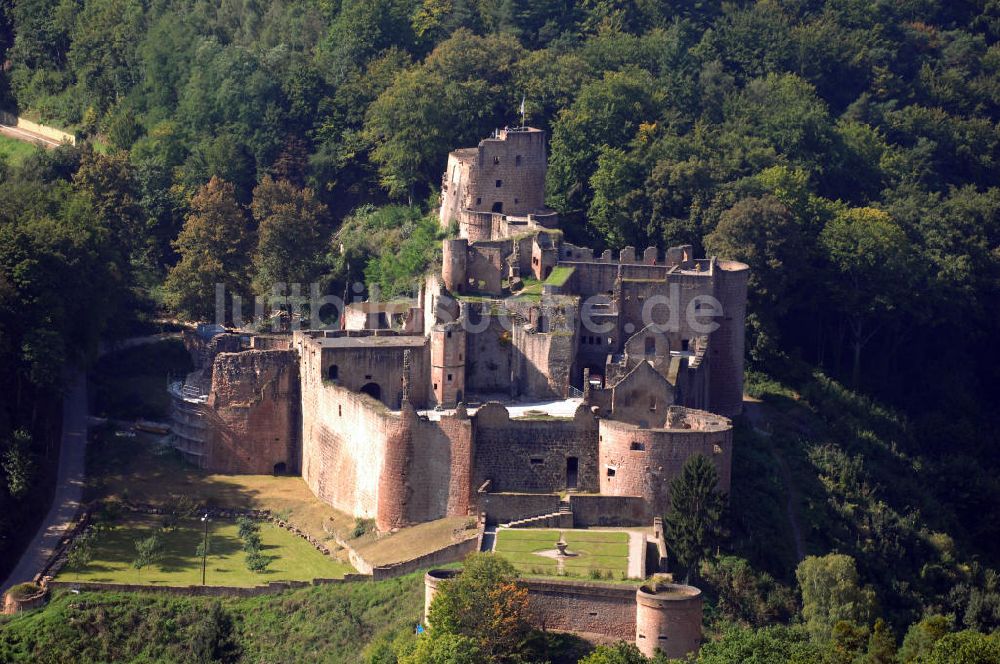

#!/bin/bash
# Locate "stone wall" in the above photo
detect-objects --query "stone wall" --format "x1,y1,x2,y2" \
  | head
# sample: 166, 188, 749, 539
479, 492, 562, 525
2, 585, 48, 614
298, 335, 473, 530
598, 413, 733, 516
45, 577, 366, 598
472, 403, 599, 493
0, 110, 76, 145
465, 312, 514, 394
568, 494, 648, 527
522, 579, 637, 640
512, 324, 575, 400
204, 349, 299, 474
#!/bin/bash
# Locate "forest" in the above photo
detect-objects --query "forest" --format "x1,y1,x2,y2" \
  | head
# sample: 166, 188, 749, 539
1, 0, 999, 660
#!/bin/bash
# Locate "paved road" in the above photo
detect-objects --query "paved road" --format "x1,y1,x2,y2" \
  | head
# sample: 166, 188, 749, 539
0, 123, 62, 149
0, 371, 87, 593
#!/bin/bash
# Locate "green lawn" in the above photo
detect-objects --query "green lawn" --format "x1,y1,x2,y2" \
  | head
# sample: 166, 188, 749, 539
0, 134, 42, 165
543, 265, 575, 288
494, 529, 630, 579
59, 514, 353, 586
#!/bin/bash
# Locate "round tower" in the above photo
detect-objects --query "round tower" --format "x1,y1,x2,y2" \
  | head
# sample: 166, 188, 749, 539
424, 568, 460, 624
376, 405, 416, 532
430, 322, 466, 407
635, 582, 703, 659
442, 238, 468, 293
708, 260, 749, 417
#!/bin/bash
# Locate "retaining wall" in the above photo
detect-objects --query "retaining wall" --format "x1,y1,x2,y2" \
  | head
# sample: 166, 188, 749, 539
0, 111, 76, 145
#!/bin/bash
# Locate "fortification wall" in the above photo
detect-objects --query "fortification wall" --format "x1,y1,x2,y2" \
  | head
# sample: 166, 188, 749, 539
636, 584, 703, 659
406, 412, 474, 522
523, 579, 637, 640
319, 342, 429, 409
472, 403, 598, 493
512, 325, 574, 399
300, 376, 393, 522
465, 313, 514, 393
479, 492, 561, 524
568, 494, 648, 527
598, 415, 732, 516
298, 333, 472, 529
204, 350, 298, 474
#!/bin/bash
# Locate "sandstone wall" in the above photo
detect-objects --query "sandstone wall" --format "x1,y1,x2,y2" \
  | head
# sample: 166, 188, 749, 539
465, 313, 514, 393
300, 345, 394, 520
523, 579, 637, 641
472, 403, 598, 493
568, 494, 648, 527
204, 349, 298, 474
299, 335, 473, 529
479, 492, 562, 524
512, 325, 574, 399
318, 340, 429, 409
598, 417, 732, 516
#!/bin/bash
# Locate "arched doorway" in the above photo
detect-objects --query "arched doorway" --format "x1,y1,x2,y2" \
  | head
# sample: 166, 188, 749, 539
273, 462, 287, 475
327, 365, 338, 381
491, 201, 503, 213
360, 382, 382, 402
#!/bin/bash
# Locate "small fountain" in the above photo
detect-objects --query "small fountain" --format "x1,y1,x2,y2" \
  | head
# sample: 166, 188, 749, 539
555, 533, 569, 557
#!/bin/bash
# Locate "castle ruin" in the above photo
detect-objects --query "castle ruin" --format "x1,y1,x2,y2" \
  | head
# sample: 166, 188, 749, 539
169, 126, 749, 536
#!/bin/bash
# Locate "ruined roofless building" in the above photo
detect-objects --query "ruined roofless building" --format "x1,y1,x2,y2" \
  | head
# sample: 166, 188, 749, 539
167, 127, 749, 539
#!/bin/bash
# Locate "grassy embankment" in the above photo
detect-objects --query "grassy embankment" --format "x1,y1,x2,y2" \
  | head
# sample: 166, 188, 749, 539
58, 513, 353, 586
0, 574, 425, 663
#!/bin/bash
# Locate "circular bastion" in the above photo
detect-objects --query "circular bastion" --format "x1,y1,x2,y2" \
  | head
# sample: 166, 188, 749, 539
424, 568, 460, 624
2, 583, 49, 615
635, 582, 703, 659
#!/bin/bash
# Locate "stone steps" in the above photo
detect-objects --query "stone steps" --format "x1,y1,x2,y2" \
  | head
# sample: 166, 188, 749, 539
502, 509, 573, 529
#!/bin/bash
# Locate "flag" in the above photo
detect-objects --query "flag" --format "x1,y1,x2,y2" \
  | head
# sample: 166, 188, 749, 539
519, 95, 525, 122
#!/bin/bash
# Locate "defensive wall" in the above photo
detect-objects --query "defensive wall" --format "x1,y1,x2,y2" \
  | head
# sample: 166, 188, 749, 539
599, 408, 733, 516
297, 332, 474, 531
425, 570, 703, 660
472, 402, 598, 494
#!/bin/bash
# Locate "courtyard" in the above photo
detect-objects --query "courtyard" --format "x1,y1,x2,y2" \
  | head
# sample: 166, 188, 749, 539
492, 528, 636, 580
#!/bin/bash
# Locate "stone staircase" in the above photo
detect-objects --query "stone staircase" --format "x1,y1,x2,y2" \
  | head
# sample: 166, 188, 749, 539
500, 502, 573, 529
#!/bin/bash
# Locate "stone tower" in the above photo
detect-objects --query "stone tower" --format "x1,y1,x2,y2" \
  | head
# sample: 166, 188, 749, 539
635, 583, 703, 659
709, 259, 750, 417
430, 321, 466, 407
442, 238, 468, 293
439, 127, 549, 240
